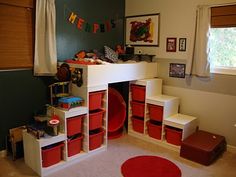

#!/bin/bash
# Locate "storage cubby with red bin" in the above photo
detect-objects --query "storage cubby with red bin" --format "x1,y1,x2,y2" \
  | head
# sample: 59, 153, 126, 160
146, 120, 162, 140
89, 91, 105, 111
67, 134, 83, 157
148, 104, 163, 122
89, 109, 105, 130
130, 101, 145, 118
89, 128, 105, 150
165, 125, 183, 146
88, 90, 106, 150
67, 115, 84, 137
131, 116, 144, 133
41, 142, 64, 167
131, 84, 146, 102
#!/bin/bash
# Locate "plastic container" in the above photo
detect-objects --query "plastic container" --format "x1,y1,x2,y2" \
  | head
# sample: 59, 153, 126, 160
89, 91, 105, 111
41, 143, 64, 167
131, 117, 144, 133
67, 115, 83, 136
89, 128, 104, 150
165, 126, 183, 146
89, 109, 105, 130
67, 135, 83, 157
146, 120, 162, 140
130, 101, 145, 118
148, 104, 163, 121
131, 85, 146, 102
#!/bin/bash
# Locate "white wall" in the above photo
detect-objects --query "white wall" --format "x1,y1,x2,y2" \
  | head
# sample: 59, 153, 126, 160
126, 0, 236, 147
126, 0, 236, 60
163, 85, 236, 147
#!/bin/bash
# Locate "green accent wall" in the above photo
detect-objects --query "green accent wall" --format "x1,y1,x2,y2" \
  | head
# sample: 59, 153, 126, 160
0, 0, 125, 150
56, 0, 125, 60
0, 70, 50, 150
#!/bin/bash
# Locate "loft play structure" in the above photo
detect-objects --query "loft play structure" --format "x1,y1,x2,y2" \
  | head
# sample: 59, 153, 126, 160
23, 62, 217, 176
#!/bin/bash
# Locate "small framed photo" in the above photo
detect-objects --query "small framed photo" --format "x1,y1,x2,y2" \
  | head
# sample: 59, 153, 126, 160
169, 63, 186, 78
179, 38, 187, 51
166, 38, 177, 52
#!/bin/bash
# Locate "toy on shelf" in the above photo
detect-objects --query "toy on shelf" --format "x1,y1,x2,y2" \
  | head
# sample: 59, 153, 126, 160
46, 114, 60, 136
27, 106, 61, 139
115, 45, 125, 55
49, 82, 70, 106
58, 96, 83, 110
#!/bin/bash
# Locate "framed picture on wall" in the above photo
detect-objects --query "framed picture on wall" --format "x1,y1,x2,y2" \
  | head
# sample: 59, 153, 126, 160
166, 38, 177, 52
179, 38, 187, 51
125, 13, 160, 46
169, 63, 186, 78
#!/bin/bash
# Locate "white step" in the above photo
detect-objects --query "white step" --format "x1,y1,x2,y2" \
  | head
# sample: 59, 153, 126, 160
164, 113, 198, 140
146, 94, 179, 119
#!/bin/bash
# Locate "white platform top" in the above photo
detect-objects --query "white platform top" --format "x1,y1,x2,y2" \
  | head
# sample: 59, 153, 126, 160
68, 62, 158, 87
164, 113, 197, 125
147, 94, 179, 103
54, 106, 88, 114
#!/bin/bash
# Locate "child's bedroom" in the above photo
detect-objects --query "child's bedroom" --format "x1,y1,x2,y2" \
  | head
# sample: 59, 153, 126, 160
0, 0, 236, 177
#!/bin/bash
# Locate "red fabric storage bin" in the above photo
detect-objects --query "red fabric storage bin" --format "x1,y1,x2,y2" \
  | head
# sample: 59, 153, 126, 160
42, 143, 63, 167
67, 115, 83, 136
131, 85, 146, 102
67, 135, 83, 157
146, 120, 162, 140
148, 104, 163, 121
131, 117, 144, 133
89, 128, 104, 150
89, 91, 105, 111
165, 126, 182, 146
89, 109, 105, 130
131, 101, 145, 118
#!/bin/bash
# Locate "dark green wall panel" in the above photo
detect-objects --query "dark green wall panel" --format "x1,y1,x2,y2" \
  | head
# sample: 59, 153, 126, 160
0, 70, 50, 150
56, 0, 125, 60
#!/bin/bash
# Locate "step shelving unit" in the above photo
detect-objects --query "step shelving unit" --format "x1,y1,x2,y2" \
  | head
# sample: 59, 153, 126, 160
128, 78, 198, 151
23, 106, 88, 176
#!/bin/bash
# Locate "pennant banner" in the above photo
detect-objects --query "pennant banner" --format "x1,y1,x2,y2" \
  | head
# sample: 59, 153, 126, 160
68, 11, 116, 33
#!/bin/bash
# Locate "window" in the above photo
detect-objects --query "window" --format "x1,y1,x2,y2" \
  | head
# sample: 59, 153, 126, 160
209, 27, 236, 75
209, 4, 236, 75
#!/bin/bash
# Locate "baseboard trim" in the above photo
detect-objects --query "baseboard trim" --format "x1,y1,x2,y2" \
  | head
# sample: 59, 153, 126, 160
227, 145, 236, 153
0, 150, 7, 158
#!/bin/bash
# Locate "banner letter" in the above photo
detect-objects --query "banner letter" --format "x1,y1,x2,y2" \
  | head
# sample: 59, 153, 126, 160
85, 23, 92, 32
100, 24, 105, 32
77, 18, 85, 30
68, 12, 77, 24
93, 23, 99, 33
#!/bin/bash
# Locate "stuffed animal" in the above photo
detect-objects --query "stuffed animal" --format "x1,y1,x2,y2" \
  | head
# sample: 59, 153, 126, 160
115, 45, 125, 54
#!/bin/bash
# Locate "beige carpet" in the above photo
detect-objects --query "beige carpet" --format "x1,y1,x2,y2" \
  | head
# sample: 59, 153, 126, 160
0, 134, 236, 177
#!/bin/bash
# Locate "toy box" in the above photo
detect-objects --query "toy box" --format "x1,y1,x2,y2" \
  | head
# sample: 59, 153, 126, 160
58, 96, 83, 110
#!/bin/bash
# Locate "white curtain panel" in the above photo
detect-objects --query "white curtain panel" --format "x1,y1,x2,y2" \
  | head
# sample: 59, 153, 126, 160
186, 5, 211, 77
34, 0, 57, 76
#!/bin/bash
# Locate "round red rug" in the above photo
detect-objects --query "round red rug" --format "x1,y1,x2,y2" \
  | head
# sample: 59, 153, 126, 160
121, 155, 181, 177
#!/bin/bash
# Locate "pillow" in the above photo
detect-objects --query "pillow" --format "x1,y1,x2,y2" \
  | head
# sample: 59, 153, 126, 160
104, 46, 118, 63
